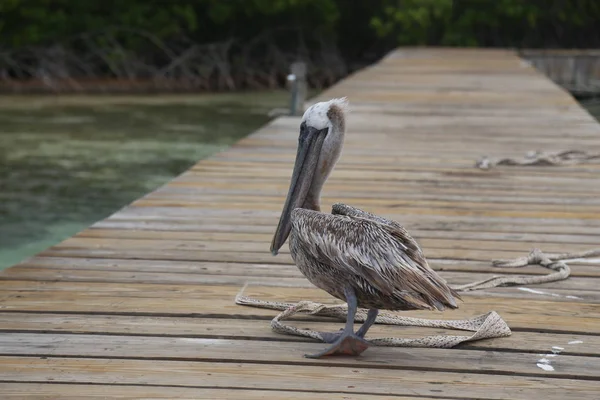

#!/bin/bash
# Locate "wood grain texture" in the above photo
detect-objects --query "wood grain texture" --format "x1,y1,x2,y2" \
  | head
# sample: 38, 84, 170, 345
1, 47, 600, 398
2, 333, 599, 379
2, 312, 598, 356
1, 356, 600, 400
0, 384, 432, 400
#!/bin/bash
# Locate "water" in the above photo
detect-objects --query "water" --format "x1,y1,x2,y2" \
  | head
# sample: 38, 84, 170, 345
580, 97, 600, 121
0, 91, 291, 270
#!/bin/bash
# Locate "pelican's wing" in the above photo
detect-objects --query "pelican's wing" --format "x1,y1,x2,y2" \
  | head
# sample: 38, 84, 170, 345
332, 203, 398, 225
331, 203, 428, 271
292, 208, 459, 311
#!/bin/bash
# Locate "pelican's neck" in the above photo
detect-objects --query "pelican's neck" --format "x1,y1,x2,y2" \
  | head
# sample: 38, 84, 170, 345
303, 114, 345, 212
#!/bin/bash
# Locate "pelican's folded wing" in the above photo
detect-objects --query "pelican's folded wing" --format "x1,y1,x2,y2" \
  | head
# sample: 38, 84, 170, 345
331, 203, 428, 265
291, 208, 459, 311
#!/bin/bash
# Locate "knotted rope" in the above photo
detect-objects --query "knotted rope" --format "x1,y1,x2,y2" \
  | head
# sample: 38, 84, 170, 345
451, 247, 598, 291
236, 248, 600, 348
476, 150, 600, 169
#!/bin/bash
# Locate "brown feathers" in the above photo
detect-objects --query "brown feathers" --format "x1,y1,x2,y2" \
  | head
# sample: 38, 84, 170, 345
289, 205, 460, 312
327, 104, 346, 134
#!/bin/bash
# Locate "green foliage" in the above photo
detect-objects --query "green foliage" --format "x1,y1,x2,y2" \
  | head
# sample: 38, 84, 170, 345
206, 0, 338, 23
0, 0, 598, 73
0, 0, 342, 47
0, 0, 198, 47
370, 0, 600, 48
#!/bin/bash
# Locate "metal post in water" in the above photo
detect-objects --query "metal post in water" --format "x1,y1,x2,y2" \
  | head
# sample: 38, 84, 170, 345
288, 62, 307, 116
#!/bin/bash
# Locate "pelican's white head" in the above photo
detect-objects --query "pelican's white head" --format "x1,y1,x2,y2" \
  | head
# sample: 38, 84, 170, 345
271, 97, 350, 255
302, 97, 349, 130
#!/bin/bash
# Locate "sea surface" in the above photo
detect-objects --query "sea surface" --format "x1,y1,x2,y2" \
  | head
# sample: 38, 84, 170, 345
0, 91, 291, 270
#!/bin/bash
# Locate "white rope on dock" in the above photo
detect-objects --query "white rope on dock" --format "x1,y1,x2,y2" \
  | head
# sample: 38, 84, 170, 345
476, 149, 600, 169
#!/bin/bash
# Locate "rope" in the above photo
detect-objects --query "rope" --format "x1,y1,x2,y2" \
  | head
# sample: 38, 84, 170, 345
235, 248, 600, 348
476, 150, 600, 169
451, 247, 594, 292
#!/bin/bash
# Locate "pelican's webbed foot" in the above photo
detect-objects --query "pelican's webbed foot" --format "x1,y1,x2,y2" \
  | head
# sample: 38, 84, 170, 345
315, 307, 379, 344
304, 288, 379, 359
305, 332, 370, 358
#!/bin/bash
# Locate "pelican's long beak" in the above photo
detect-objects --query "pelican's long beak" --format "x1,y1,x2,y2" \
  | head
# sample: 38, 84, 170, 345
270, 125, 328, 255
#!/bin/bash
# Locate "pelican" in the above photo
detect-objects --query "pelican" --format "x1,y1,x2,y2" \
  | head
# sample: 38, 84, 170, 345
270, 97, 461, 358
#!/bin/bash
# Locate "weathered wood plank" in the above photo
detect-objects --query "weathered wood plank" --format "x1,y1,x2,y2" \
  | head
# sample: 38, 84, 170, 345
79, 227, 600, 248
1, 357, 598, 400
93, 216, 600, 237
103, 206, 600, 232
51, 236, 598, 257
34, 247, 597, 276
148, 185, 600, 205
2, 270, 596, 303
185, 162, 600, 178
14, 256, 600, 279
129, 202, 600, 220
1, 333, 598, 380
0, 384, 427, 400
0, 383, 427, 400
1, 313, 597, 356
1, 282, 599, 332
3, 267, 599, 304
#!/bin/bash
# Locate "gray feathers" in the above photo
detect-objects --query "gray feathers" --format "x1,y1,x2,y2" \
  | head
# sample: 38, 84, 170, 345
289, 204, 460, 312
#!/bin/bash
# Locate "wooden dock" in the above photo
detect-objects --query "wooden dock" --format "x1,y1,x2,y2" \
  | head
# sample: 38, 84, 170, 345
2, 48, 600, 399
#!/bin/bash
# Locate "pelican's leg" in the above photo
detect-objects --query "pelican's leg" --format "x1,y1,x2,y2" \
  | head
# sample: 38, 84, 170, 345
317, 308, 379, 342
356, 308, 379, 338
304, 286, 370, 358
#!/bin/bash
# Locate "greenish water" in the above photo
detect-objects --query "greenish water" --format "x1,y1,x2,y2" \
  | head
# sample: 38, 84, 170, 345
0, 91, 291, 270
581, 97, 600, 121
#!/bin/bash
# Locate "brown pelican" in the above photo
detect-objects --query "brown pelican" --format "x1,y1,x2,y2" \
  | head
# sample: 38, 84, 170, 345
270, 98, 460, 358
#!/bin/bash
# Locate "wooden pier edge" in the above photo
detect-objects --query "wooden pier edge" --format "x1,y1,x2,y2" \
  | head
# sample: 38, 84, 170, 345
1, 47, 600, 399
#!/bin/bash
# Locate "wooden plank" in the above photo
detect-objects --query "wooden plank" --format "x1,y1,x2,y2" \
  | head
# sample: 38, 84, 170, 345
1, 282, 599, 333
209, 154, 600, 170
129, 201, 600, 220
149, 184, 600, 205
51, 236, 598, 257
14, 256, 600, 279
0, 383, 426, 400
103, 206, 600, 232
2, 269, 596, 303
160, 175, 600, 196
93, 216, 600, 237
3, 267, 599, 304
1, 312, 598, 356
1, 280, 596, 317
78, 227, 600, 249
2, 333, 599, 380
6, 257, 600, 287
185, 160, 600, 176
1, 356, 599, 400
34, 247, 598, 277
